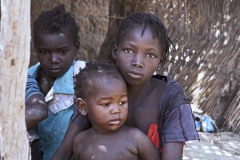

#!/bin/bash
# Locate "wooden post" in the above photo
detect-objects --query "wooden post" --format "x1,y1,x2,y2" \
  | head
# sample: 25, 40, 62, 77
0, 0, 31, 159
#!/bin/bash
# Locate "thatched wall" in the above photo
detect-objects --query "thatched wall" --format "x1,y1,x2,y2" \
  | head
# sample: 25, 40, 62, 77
156, 0, 240, 133
30, 0, 240, 133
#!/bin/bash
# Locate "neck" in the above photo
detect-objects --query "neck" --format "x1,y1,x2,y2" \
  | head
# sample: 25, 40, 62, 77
127, 80, 151, 104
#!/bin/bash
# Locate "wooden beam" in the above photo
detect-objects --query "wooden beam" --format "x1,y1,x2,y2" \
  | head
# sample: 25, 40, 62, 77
0, 0, 31, 159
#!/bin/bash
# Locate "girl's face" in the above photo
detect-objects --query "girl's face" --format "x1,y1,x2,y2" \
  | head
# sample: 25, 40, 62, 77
84, 77, 128, 133
35, 32, 77, 78
112, 26, 163, 86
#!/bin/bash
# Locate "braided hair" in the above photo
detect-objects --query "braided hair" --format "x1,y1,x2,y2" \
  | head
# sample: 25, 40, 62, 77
33, 4, 79, 47
115, 12, 174, 66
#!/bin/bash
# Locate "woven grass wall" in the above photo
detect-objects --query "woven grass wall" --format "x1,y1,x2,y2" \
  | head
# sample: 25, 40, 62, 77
155, 0, 240, 133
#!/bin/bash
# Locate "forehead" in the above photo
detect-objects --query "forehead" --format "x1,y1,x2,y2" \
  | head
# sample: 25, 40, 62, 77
119, 26, 163, 51
35, 32, 73, 46
125, 25, 157, 38
89, 75, 124, 86
87, 75, 125, 89
84, 76, 126, 97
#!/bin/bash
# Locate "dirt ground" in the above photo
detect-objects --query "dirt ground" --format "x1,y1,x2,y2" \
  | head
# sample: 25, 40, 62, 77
183, 132, 240, 160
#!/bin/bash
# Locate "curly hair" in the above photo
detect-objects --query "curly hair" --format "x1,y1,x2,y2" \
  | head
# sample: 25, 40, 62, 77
74, 61, 125, 99
33, 4, 79, 47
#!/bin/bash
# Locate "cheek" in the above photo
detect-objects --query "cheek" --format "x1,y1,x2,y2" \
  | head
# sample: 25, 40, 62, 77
89, 108, 108, 119
62, 55, 74, 66
37, 54, 47, 61
145, 61, 159, 74
122, 109, 128, 119
116, 55, 130, 68
38, 57, 49, 67
120, 105, 128, 115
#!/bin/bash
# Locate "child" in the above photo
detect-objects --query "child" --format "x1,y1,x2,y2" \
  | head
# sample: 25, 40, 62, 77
72, 61, 160, 160
53, 12, 199, 160
27, 5, 86, 160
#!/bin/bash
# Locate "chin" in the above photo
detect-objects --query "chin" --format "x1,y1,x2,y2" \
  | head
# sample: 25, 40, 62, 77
50, 72, 65, 78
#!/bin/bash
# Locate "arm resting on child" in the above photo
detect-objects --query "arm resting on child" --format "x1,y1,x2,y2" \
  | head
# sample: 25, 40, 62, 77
162, 142, 184, 160
52, 111, 91, 160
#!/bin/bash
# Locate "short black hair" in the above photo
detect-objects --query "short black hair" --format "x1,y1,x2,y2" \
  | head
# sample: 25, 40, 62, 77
33, 4, 79, 47
74, 61, 125, 99
115, 12, 174, 66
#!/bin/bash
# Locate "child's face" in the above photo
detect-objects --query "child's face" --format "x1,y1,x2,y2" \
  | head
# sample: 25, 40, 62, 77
85, 77, 128, 132
35, 32, 76, 78
113, 26, 163, 86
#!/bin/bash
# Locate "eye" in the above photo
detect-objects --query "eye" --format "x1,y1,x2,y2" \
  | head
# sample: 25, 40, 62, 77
101, 103, 111, 107
38, 50, 48, 55
119, 101, 127, 106
124, 48, 133, 54
119, 97, 128, 106
147, 53, 157, 59
59, 49, 67, 55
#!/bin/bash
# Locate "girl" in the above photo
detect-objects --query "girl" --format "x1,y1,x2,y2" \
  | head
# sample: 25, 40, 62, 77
53, 12, 199, 160
27, 5, 85, 160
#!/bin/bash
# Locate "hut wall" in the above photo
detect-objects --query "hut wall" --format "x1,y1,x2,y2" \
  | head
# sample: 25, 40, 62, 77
156, 0, 240, 132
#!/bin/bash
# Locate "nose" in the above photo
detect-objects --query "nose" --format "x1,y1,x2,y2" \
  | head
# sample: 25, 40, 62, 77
49, 53, 60, 64
132, 54, 143, 68
111, 105, 121, 114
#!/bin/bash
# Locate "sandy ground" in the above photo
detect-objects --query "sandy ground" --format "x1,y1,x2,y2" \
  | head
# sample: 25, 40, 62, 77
183, 132, 240, 160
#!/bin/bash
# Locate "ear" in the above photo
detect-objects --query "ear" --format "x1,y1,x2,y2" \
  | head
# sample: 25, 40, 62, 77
75, 98, 88, 115
112, 44, 118, 60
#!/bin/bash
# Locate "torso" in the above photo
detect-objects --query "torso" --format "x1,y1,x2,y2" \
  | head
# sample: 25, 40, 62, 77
74, 126, 139, 160
126, 78, 166, 134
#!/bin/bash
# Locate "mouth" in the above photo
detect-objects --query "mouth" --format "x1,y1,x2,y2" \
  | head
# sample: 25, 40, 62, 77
109, 119, 121, 125
127, 71, 143, 79
49, 68, 61, 73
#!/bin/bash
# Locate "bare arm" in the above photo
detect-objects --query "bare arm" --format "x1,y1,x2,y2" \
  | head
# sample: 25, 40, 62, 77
162, 142, 184, 160
51, 121, 81, 160
25, 94, 48, 129
52, 111, 91, 160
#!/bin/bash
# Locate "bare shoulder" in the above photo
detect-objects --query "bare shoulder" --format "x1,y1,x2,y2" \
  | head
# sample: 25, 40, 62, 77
73, 128, 92, 156
121, 125, 149, 140
122, 126, 161, 160
73, 128, 92, 149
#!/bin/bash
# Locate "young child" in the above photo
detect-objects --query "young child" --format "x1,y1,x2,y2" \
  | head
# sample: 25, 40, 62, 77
72, 61, 160, 160
27, 5, 85, 160
53, 12, 199, 160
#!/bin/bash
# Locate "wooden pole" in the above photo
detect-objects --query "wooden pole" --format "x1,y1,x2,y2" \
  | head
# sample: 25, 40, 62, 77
0, 0, 31, 159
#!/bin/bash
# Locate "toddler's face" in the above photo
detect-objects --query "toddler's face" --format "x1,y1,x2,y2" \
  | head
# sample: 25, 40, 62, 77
35, 32, 76, 78
86, 77, 128, 132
